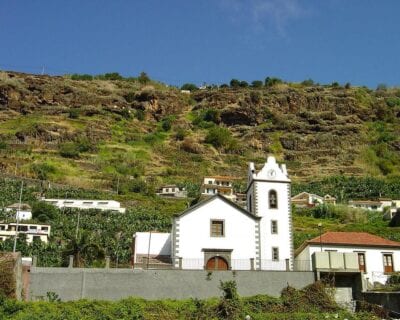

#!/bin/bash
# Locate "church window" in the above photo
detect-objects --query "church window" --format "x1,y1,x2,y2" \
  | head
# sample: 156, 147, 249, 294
272, 247, 279, 261
249, 195, 252, 213
269, 190, 278, 209
210, 220, 224, 237
271, 220, 278, 234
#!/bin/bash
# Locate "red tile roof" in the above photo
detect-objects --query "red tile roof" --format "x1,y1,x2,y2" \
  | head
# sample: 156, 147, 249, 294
307, 232, 400, 248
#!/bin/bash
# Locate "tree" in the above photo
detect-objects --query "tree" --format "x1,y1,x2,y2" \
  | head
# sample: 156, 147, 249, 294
239, 81, 248, 88
229, 79, 240, 88
389, 209, 400, 227
63, 231, 104, 267
138, 72, 150, 84
32, 201, 58, 222
251, 80, 263, 88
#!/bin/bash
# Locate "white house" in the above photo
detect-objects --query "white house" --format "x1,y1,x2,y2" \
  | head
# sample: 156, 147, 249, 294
348, 200, 385, 212
5, 203, 32, 220
295, 231, 400, 285
42, 199, 126, 213
156, 185, 187, 198
200, 176, 237, 202
133, 156, 293, 271
0, 222, 51, 243
291, 192, 336, 208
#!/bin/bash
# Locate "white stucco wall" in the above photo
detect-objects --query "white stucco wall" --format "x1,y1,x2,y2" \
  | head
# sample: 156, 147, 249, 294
134, 232, 171, 261
175, 197, 257, 269
298, 244, 400, 284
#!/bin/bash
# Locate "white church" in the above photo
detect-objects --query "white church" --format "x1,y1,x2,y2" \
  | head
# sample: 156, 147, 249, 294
133, 156, 294, 270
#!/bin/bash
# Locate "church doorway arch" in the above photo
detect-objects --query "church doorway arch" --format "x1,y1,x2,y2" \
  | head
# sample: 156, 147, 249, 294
206, 256, 229, 270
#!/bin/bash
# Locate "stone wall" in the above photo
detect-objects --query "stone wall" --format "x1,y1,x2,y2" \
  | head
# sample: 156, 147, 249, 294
29, 268, 315, 301
0, 252, 22, 300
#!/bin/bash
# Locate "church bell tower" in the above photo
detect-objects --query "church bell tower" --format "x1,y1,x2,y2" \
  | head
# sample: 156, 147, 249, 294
246, 156, 293, 270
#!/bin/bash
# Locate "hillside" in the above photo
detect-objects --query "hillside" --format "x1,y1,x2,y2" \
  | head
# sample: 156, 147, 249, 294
0, 70, 399, 198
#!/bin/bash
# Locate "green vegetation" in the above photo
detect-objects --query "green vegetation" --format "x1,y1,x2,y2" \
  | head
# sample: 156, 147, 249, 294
0, 281, 380, 319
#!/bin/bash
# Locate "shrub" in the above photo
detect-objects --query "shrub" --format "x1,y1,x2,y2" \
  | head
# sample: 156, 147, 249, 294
31, 162, 56, 180
102, 72, 123, 80
301, 79, 314, 86
217, 280, 241, 319
0, 141, 7, 150
32, 201, 58, 222
203, 109, 221, 124
265, 77, 283, 87
250, 91, 262, 104
174, 128, 187, 141
124, 92, 136, 103
376, 83, 387, 91
59, 142, 80, 158
75, 137, 96, 152
70, 74, 93, 81
181, 137, 202, 154
68, 109, 80, 119
205, 127, 233, 149
331, 81, 340, 88
344, 82, 351, 89
181, 83, 198, 91
161, 116, 174, 131
135, 109, 145, 121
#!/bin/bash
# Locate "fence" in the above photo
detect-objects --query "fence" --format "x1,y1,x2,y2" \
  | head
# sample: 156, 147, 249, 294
135, 257, 312, 271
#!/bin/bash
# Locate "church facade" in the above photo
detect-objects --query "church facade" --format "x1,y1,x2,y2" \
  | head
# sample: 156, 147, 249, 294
133, 156, 294, 270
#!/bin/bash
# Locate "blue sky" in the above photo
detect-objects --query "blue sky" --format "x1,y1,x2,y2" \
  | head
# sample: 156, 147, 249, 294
1, 0, 399, 87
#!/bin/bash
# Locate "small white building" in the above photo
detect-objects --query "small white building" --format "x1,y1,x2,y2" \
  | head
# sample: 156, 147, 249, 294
134, 156, 293, 271
0, 222, 51, 243
156, 185, 187, 198
200, 176, 237, 202
291, 192, 336, 208
295, 231, 400, 285
133, 232, 172, 266
42, 199, 126, 213
5, 203, 32, 220
348, 200, 385, 212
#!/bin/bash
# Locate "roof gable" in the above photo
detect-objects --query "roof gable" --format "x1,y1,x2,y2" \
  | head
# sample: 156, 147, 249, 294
295, 231, 400, 257
174, 194, 260, 220
311, 231, 399, 248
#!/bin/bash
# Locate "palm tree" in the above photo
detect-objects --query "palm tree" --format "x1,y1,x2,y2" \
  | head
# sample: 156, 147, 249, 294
63, 231, 104, 267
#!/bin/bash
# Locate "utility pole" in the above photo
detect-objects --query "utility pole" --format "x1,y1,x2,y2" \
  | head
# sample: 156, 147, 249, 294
13, 181, 24, 252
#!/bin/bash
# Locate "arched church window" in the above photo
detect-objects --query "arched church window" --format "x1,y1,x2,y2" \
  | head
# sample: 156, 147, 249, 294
269, 190, 278, 209
249, 195, 252, 213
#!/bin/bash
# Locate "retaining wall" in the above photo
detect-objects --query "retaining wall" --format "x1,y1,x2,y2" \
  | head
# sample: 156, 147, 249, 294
29, 268, 315, 301
362, 292, 400, 313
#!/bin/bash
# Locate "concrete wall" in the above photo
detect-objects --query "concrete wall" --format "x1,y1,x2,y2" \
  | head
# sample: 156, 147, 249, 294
363, 292, 400, 313
29, 268, 315, 301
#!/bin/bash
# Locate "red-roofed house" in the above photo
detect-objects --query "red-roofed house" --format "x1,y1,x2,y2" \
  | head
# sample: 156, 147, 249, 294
295, 231, 400, 285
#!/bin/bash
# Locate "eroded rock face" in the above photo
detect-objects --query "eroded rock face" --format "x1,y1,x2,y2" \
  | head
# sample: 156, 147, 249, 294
0, 71, 398, 182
